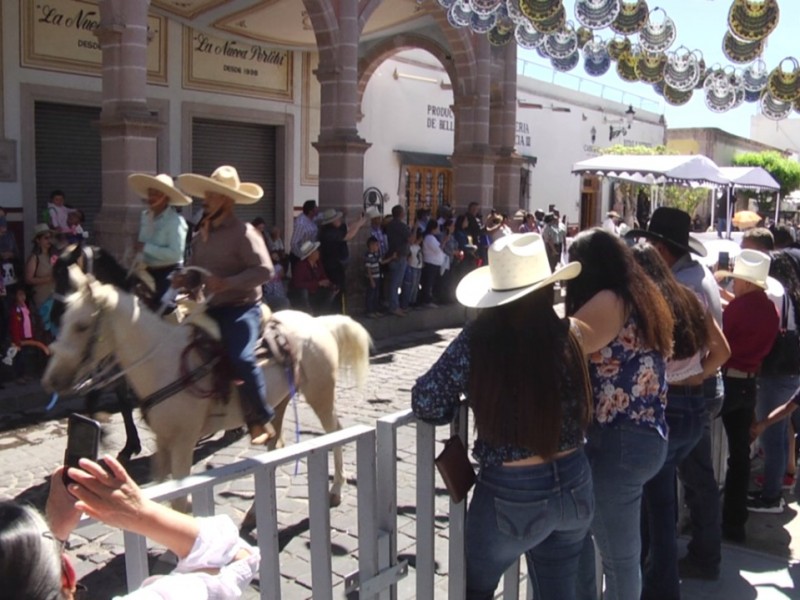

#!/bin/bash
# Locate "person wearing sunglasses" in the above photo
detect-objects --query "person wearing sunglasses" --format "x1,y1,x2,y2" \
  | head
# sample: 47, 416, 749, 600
0, 455, 259, 599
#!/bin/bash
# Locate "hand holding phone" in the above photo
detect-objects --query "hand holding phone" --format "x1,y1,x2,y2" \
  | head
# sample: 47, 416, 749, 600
718, 251, 730, 272
63, 413, 101, 486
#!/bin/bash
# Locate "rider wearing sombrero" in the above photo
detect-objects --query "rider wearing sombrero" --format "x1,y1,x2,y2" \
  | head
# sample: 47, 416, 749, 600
176, 166, 276, 445
129, 173, 190, 310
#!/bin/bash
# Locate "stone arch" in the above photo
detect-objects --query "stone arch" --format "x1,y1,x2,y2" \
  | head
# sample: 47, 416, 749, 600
301, 0, 340, 60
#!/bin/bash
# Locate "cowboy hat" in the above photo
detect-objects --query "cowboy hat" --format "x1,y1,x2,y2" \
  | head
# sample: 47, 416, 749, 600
512, 209, 527, 221
715, 248, 781, 293
33, 223, 51, 237
485, 214, 503, 232
177, 165, 263, 205
297, 240, 321, 261
365, 206, 382, 220
128, 173, 191, 206
456, 233, 582, 309
319, 208, 343, 225
606, 210, 622, 219
625, 206, 708, 257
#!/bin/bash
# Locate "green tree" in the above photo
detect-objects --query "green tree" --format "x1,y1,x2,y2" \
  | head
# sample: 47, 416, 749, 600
599, 145, 709, 223
731, 151, 800, 214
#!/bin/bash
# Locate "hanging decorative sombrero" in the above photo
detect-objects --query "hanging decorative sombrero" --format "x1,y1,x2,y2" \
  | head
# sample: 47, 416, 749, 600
530, 3, 567, 34
723, 31, 764, 64
663, 47, 700, 92
766, 58, 800, 103
519, 0, 562, 22
583, 37, 612, 77
470, 10, 497, 33
616, 47, 641, 82
515, 22, 546, 49
535, 42, 551, 59
695, 53, 710, 90
664, 83, 694, 106
544, 22, 579, 59
610, 0, 649, 35
653, 80, 665, 97
505, 0, 529, 24
744, 88, 762, 103
577, 25, 594, 48
728, 0, 780, 43
471, 0, 502, 17
704, 68, 737, 113
608, 35, 632, 61
760, 89, 793, 121
447, 1, 472, 28
635, 50, 667, 84
742, 58, 768, 92
488, 22, 515, 45
437, 0, 456, 10
639, 7, 676, 53
574, 0, 621, 31
727, 67, 747, 109
794, 98, 800, 115
551, 49, 581, 72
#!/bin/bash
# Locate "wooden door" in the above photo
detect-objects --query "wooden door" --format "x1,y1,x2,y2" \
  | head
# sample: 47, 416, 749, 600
580, 175, 600, 230
404, 166, 452, 221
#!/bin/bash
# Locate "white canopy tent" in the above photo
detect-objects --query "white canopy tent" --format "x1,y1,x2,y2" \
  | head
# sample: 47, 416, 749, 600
572, 154, 731, 186
716, 167, 781, 236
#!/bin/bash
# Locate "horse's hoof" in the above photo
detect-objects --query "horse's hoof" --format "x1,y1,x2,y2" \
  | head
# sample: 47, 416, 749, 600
241, 506, 257, 532
92, 411, 112, 423
329, 493, 342, 508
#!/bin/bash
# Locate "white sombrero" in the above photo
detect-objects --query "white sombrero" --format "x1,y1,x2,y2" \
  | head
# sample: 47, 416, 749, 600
456, 233, 582, 309
715, 248, 781, 294
128, 173, 191, 206
177, 165, 263, 205
298, 240, 321, 260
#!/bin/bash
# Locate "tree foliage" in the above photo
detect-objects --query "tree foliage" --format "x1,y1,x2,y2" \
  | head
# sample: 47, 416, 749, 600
599, 145, 709, 222
731, 151, 800, 197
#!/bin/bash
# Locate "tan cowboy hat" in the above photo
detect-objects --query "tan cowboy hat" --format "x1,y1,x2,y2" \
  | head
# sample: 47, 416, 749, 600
607, 210, 621, 219
298, 240, 321, 260
512, 209, 527, 221
456, 233, 582, 308
485, 214, 503, 232
365, 206, 382, 220
319, 208, 343, 225
177, 165, 263, 205
715, 248, 780, 293
128, 173, 191, 206
33, 223, 51, 237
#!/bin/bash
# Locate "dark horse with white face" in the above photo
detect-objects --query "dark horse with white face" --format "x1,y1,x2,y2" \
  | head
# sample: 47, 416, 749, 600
51, 243, 148, 461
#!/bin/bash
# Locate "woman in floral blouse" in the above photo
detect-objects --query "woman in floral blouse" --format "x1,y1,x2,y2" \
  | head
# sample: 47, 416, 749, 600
412, 233, 622, 600
565, 229, 674, 600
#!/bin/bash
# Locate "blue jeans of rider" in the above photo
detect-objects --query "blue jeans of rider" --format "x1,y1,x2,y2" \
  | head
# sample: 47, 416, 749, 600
677, 374, 723, 572
641, 391, 706, 600
386, 259, 407, 312
757, 374, 800, 499
207, 303, 274, 427
576, 422, 667, 600
465, 449, 593, 600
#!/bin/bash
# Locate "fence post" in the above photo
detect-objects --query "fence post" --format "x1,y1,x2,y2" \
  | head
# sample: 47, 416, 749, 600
447, 404, 469, 600
357, 429, 379, 599
308, 449, 334, 600
376, 418, 399, 600
254, 466, 281, 600
123, 531, 149, 592
416, 422, 436, 600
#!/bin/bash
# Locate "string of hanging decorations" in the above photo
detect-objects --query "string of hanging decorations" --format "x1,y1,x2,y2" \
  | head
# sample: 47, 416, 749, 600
436, 0, 799, 121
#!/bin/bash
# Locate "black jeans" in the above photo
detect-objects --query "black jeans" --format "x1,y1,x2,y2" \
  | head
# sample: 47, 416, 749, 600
721, 375, 757, 532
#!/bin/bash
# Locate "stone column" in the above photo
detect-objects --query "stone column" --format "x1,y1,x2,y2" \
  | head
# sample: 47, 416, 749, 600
93, 0, 161, 263
490, 42, 522, 217
0, 0, 17, 184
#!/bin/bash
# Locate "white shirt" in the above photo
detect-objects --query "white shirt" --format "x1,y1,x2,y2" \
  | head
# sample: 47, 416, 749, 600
602, 218, 619, 235
422, 233, 446, 267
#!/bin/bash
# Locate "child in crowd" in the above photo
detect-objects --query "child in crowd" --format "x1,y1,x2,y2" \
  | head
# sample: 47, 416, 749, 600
262, 263, 290, 312
8, 287, 36, 384
66, 210, 88, 244
401, 229, 423, 310
364, 236, 390, 318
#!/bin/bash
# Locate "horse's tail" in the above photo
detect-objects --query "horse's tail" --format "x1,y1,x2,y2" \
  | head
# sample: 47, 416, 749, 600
314, 315, 372, 388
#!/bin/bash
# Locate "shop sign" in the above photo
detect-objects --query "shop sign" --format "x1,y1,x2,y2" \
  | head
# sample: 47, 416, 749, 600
21, 0, 167, 83
184, 27, 292, 100
425, 105, 533, 148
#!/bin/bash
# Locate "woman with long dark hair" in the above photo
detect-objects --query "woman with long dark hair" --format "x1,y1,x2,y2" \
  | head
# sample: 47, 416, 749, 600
565, 229, 674, 600
631, 243, 730, 600
412, 233, 619, 599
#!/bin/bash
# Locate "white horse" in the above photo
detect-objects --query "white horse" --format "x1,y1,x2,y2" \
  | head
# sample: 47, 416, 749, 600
43, 266, 371, 507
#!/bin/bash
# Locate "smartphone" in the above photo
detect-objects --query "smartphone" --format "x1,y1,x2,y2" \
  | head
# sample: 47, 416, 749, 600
718, 251, 730, 272
62, 413, 101, 486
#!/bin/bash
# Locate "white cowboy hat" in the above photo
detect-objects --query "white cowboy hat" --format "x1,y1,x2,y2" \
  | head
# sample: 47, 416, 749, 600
298, 240, 321, 260
365, 206, 382, 220
319, 208, 343, 225
177, 165, 263, 205
456, 233, 582, 308
33, 223, 51, 237
128, 173, 191, 206
715, 248, 780, 293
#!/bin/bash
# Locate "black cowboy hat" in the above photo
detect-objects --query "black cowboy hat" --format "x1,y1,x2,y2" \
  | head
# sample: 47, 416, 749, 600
625, 206, 707, 257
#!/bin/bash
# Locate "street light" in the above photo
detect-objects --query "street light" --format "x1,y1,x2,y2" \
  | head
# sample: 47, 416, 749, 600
606, 105, 636, 141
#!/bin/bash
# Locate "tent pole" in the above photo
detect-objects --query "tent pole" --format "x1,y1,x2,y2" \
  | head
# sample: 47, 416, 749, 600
775, 192, 781, 224
710, 189, 716, 229
726, 187, 732, 239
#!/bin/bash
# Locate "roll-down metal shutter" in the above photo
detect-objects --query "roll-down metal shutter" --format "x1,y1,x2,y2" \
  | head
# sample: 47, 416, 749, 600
191, 118, 276, 226
34, 102, 102, 231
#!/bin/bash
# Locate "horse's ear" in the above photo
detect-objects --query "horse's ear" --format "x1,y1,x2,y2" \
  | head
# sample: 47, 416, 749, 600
67, 264, 88, 290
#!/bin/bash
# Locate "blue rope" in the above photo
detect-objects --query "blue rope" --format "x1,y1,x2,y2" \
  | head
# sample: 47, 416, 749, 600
287, 367, 301, 475
45, 392, 59, 411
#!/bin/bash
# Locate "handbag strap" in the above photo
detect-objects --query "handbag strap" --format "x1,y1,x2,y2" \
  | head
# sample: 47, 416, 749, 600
781, 293, 790, 330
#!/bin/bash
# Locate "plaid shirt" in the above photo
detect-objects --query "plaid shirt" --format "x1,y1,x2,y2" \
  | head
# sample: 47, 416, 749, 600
290, 213, 318, 257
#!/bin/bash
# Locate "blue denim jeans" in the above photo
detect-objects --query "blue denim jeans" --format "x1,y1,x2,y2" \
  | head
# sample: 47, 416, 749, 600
207, 304, 274, 426
401, 267, 421, 309
386, 259, 407, 311
465, 449, 593, 600
756, 374, 800, 498
641, 392, 706, 600
576, 422, 667, 600
677, 374, 722, 571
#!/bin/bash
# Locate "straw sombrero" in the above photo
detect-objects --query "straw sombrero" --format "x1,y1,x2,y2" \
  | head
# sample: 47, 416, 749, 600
456, 233, 581, 309
128, 173, 191, 206
177, 166, 263, 205
715, 248, 780, 293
